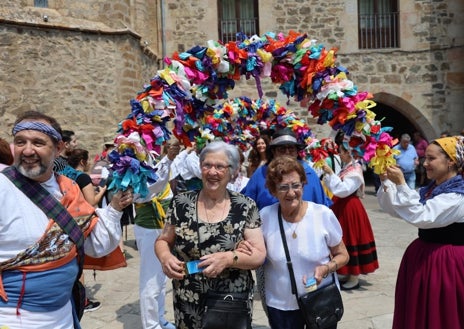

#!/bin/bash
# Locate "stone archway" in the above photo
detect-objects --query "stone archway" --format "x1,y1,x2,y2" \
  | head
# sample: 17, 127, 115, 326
373, 92, 435, 141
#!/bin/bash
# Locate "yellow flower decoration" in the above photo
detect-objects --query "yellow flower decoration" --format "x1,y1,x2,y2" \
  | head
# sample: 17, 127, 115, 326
257, 48, 273, 62
369, 146, 400, 174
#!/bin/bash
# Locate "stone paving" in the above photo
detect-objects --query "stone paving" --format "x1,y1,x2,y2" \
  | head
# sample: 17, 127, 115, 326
81, 185, 417, 329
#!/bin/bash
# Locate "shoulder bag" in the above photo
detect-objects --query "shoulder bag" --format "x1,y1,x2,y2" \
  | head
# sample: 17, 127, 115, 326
194, 210, 252, 329
277, 206, 344, 329
201, 290, 252, 329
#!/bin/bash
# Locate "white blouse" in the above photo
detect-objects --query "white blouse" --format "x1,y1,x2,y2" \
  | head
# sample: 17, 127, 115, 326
323, 171, 363, 198
260, 202, 342, 310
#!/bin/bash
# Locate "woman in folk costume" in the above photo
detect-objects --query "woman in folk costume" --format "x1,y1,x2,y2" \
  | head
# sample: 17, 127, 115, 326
378, 136, 464, 329
322, 142, 379, 290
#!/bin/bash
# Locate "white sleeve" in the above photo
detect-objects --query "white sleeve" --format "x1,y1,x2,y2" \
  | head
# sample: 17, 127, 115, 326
376, 179, 404, 218
377, 180, 464, 228
181, 152, 202, 179
84, 205, 122, 257
323, 172, 362, 198
170, 150, 189, 179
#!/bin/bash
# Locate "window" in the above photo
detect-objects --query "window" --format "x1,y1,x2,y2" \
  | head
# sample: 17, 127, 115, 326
358, 0, 399, 49
34, 0, 48, 7
218, 0, 259, 43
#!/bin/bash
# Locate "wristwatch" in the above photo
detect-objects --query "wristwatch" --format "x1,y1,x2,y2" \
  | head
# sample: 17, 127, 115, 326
232, 250, 238, 266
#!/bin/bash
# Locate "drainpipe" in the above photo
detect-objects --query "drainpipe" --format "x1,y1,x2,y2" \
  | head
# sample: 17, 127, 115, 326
160, 0, 166, 68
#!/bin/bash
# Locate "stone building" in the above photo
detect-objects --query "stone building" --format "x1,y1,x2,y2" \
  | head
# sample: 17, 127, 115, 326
1, 0, 462, 158
0, 0, 162, 156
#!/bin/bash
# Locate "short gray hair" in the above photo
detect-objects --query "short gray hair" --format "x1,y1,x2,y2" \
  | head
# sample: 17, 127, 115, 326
199, 141, 240, 177
400, 134, 411, 142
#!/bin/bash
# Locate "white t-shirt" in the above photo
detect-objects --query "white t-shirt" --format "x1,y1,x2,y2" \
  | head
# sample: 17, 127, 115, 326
260, 202, 343, 310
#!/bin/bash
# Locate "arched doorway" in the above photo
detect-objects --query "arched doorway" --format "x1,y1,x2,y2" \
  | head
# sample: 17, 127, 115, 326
371, 103, 416, 140
373, 92, 435, 141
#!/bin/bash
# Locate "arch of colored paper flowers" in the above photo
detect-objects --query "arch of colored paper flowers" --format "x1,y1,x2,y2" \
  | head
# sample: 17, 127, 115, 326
108, 31, 399, 197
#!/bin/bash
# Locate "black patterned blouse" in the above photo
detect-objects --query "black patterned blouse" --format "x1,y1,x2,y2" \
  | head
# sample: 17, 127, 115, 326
165, 190, 261, 329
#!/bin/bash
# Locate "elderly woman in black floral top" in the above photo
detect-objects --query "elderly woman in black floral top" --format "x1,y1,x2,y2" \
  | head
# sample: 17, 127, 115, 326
155, 140, 266, 329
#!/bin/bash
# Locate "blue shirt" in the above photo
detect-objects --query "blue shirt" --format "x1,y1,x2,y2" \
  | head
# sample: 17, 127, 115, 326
393, 144, 418, 173
241, 160, 332, 210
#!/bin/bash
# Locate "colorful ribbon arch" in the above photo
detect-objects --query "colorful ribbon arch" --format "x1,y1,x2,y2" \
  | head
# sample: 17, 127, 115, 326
108, 30, 398, 196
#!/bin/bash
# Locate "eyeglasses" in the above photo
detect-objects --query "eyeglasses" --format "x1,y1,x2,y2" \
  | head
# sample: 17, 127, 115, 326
275, 145, 298, 153
277, 182, 303, 193
201, 163, 230, 172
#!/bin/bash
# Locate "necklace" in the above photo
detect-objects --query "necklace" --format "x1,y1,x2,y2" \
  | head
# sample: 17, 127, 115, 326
284, 220, 300, 239
203, 193, 229, 223
282, 201, 305, 238
291, 221, 300, 239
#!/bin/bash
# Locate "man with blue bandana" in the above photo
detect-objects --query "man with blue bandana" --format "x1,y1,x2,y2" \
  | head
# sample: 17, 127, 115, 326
0, 111, 133, 328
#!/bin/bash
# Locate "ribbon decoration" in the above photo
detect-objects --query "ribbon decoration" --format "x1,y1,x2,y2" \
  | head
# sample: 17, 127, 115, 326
108, 30, 397, 196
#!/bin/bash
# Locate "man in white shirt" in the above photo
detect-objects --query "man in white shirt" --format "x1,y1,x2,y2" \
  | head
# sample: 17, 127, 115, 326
0, 111, 133, 329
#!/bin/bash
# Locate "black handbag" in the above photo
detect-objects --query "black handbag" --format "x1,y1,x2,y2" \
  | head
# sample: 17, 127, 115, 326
277, 206, 344, 329
202, 290, 252, 329
195, 217, 252, 329
298, 274, 344, 329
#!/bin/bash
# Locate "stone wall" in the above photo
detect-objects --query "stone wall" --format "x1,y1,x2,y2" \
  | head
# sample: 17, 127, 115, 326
0, 25, 158, 157
0, 2, 160, 158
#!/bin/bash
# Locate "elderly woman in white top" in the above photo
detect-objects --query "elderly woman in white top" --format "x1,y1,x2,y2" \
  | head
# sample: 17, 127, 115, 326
260, 156, 349, 329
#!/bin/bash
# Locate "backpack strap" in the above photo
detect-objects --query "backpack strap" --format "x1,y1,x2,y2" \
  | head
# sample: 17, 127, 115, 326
61, 165, 84, 181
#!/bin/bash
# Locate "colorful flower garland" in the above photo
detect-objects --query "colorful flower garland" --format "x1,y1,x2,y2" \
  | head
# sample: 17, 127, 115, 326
109, 31, 397, 196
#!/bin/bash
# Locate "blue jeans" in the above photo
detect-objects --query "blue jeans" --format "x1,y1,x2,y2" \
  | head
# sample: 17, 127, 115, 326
403, 171, 416, 189
267, 306, 338, 329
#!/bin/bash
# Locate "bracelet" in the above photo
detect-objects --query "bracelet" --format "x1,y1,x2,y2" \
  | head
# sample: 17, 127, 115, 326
322, 264, 330, 278
330, 259, 338, 272
232, 250, 238, 266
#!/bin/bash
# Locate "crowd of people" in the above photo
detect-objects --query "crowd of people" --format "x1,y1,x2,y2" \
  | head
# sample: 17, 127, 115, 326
1, 112, 463, 329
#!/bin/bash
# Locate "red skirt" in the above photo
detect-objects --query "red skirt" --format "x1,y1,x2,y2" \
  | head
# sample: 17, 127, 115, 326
331, 195, 379, 275
393, 238, 464, 329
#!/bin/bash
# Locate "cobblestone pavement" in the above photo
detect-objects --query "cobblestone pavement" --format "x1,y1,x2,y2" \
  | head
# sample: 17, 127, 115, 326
81, 185, 416, 329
